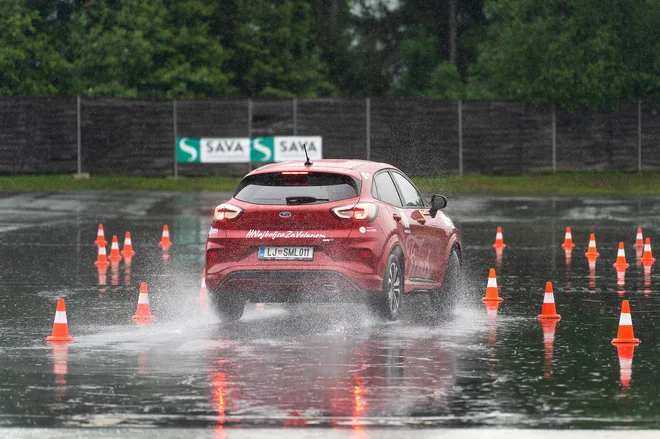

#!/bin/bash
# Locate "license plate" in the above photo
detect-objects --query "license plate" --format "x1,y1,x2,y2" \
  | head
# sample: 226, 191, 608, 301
258, 246, 314, 260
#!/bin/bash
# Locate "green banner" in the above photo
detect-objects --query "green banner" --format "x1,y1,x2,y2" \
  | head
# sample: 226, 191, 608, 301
176, 136, 322, 163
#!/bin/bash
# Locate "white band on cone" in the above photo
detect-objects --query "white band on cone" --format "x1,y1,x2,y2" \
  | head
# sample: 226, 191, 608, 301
543, 293, 555, 303
54, 311, 68, 324
138, 293, 150, 304
589, 240, 596, 247
99, 247, 107, 255
496, 233, 503, 239
125, 238, 132, 245
163, 231, 170, 237
111, 242, 119, 250
644, 244, 651, 252
619, 359, 632, 368
566, 233, 572, 239
617, 249, 625, 256
487, 277, 497, 288
201, 278, 206, 288
619, 313, 632, 326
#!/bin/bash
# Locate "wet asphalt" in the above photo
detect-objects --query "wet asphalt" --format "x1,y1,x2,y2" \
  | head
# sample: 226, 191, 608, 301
2, 192, 660, 436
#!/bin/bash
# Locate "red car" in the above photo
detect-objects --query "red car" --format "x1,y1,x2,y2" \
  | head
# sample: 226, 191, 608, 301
205, 159, 462, 321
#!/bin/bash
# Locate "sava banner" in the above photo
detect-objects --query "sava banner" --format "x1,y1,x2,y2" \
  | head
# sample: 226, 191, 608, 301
176, 136, 322, 163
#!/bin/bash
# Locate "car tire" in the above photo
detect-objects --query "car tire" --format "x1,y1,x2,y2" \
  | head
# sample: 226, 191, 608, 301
371, 250, 404, 321
210, 293, 245, 321
431, 248, 462, 313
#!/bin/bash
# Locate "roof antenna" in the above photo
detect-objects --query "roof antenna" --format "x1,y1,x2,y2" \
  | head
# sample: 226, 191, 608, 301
303, 143, 313, 166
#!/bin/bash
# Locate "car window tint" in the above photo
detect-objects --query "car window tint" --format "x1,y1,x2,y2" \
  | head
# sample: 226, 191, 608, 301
234, 172, 359, 205
373, 172, 402, 207
391, 172, 424, 207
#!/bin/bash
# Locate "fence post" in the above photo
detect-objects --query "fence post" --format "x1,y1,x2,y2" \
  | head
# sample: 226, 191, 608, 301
172, 99, 178, 178
458, 99, 463, 176
366, 98, 371, 160
247, 98, 253, 172
293, 97, 298, 135
76, 95, 82, 176
638, 98, 642, 172
552, 104, 557, 173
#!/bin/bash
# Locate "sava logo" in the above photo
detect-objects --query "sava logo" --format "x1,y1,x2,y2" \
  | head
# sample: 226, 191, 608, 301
251, 137, 274, 162
177, 137, 200, 163
246, 229, 326, 240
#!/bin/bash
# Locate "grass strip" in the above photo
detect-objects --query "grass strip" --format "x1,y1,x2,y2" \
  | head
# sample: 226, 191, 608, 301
0, 173, 660, 195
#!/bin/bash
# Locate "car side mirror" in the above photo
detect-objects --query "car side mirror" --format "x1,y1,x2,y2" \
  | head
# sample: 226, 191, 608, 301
429, 194, 448, 218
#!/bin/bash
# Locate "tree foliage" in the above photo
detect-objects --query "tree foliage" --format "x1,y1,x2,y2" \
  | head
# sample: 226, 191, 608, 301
0, 0, 66, 95
472, 0, 660, 110
3, 0, 660, 109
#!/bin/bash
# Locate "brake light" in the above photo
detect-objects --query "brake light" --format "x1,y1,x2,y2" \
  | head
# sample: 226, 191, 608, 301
331, 202, 378, 221
281, 171, 309, 175
213, 203, 243, 221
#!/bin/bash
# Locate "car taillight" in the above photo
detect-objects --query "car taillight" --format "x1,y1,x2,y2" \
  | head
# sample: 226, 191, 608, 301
214, 203, 243, 221
331, 202, 378, 222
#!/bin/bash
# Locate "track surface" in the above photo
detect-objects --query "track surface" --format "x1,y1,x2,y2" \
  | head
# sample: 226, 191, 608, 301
1, 192, 660, 434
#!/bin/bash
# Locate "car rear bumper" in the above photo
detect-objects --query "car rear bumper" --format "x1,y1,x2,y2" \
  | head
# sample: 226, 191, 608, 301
206, 269, 383, 302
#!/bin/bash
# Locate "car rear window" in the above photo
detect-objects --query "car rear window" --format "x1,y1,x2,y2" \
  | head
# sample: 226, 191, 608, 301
234, 172, 360, 205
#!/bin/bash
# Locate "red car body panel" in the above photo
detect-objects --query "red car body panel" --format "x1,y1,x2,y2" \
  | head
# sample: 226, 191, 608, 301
205, 159, 460, 302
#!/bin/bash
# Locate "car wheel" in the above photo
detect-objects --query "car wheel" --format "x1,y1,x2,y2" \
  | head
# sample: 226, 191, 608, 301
431, 248, 462, 313
372, 251, 403, 321
210, 293, 245, 321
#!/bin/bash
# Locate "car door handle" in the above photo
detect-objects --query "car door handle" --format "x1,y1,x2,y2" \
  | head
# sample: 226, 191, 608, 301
392, 212, 402, 222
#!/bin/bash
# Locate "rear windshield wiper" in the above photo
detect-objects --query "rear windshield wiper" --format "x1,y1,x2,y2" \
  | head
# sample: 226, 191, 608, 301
285, 196, 330, 205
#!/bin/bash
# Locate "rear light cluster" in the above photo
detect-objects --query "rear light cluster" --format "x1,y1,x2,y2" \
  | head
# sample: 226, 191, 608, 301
214, 203, 243, 221
330, 202, 378, 222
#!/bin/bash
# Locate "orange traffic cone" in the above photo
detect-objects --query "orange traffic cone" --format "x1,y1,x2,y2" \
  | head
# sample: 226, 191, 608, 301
585, 233, 599, 258
537, 282, 561, 320
635, 228, 644, 250
132, 282, 155, 323
641, 237, 656, 265
94, 223, 107, 247
121, 231, 135, 258
46, 298, 74, 343
612, 242, 629, 271
612, 300, 639, 345
94, 245, 109, 269
493, 227, 506, 249
482, 268, 503, 302
561, 227, 575, 249
108, 235, 122, 262
617, 344, 635, 389
159, 225, 172, 250
196, 269, 208, 304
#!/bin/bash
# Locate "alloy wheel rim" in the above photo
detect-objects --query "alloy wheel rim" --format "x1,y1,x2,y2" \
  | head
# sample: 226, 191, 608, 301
387, 261, 402, 314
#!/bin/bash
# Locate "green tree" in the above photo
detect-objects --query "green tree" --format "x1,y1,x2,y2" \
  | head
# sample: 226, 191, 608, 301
221, 0, 335, 97
391, 27, 440, 96
0, 0, 67, 95
70, 0, 232, 98
472, 0, 660, 110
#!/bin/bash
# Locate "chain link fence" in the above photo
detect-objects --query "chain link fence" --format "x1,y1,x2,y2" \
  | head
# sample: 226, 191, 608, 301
1, 96, 659, 177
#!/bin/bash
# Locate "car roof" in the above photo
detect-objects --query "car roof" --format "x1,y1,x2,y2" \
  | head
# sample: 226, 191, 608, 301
246, 159, 399, 179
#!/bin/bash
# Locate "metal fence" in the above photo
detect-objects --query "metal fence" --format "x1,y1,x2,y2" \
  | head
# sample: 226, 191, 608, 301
1, 96, 659, 177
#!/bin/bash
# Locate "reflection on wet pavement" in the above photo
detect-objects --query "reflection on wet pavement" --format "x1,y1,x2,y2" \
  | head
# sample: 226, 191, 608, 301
1, 193, 660, 429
